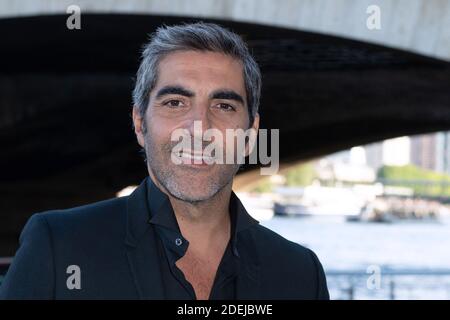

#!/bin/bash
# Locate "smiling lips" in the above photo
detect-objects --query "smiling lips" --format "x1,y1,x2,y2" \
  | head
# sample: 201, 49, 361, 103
174, 150, 215, 166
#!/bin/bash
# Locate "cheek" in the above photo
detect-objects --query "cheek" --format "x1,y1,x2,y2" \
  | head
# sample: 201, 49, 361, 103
145, 120, 179, 151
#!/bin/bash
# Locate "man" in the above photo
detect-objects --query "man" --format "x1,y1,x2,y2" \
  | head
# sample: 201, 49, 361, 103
0, 22, 329, 300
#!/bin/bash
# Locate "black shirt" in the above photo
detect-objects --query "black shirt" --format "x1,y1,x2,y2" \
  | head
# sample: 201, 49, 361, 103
146, 178, 258, 300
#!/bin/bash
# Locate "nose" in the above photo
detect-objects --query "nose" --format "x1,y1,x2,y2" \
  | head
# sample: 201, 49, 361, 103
186, 101, 212, 140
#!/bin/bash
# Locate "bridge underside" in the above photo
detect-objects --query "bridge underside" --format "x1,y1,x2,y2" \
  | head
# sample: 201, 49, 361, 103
1, 14, 449, 255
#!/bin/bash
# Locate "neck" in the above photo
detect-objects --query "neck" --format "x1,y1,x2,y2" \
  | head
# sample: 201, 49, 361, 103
150, 174, 233, 252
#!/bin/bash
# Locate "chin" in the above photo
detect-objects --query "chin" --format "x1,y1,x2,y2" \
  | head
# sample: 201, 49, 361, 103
174, 187, 217, 202
165, 179, 220, 202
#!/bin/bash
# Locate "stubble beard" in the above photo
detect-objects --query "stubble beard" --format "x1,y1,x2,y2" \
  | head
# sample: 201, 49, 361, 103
143, 131, 239, 204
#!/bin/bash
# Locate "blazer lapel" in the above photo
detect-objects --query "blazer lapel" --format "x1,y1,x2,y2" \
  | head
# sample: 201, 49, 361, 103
125, 179, 165, 299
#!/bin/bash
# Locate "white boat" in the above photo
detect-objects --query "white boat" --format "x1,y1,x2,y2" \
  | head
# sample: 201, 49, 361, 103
273, 185, 366, 217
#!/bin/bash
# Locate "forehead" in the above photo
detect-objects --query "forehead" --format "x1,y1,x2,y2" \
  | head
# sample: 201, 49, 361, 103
155, 50, 246, 94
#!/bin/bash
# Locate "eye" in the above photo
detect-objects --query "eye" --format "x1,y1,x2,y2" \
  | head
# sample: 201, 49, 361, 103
214, 103, 236, 112
163, 99, 185, 108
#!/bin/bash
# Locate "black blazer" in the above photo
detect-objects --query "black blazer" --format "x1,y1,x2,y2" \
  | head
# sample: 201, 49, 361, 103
0, 179, 329, 299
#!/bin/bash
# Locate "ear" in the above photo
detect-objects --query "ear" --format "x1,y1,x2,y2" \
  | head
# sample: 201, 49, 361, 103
245, 113, 260, 157
251, 112, 260, 132
132, 106, 145, 148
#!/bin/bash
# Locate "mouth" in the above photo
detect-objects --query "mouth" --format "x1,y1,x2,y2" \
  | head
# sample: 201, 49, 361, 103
173, 150, 215, 166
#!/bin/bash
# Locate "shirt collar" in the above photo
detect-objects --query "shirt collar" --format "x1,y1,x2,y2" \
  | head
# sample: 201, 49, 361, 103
145, 177, 259, 257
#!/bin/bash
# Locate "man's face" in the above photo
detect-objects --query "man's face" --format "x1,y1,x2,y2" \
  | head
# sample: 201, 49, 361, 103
133, 50, 259, 202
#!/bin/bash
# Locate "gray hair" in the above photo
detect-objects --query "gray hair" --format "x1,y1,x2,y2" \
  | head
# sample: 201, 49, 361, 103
132, 22, 262, 125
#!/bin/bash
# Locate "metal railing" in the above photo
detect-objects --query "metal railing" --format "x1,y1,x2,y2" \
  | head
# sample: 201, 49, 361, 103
326, 268, 450, 300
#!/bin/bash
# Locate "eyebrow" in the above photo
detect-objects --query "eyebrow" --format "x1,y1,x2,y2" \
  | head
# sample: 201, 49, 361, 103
209, 89, 245, 105
154, 85, 245, 105
155, 85, 195, 99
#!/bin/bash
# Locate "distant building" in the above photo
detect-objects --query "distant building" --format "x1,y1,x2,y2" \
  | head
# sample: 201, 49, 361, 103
382, 137, 411, 166
410, 134, 437, 171
322, 147, 375, 183
365, 142, 383, 171
363, 132, 450, 175
436, 131, 450, 174
363, 137, 411, 172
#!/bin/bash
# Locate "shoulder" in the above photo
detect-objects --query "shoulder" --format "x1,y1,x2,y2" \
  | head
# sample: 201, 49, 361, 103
25, 196, 128, 245
247, 224, 329, 299
251, 223, 319, 263
34, 196, 127, 227
0, 196, 130, 299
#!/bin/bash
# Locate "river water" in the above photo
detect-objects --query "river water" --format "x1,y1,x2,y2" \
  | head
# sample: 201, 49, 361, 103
260, 215, 450, 299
